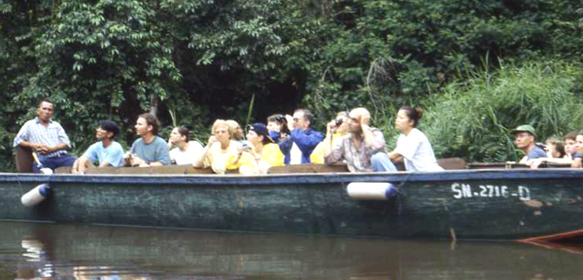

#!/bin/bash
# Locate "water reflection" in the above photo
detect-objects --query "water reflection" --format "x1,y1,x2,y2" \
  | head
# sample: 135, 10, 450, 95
0, 221, 582, 279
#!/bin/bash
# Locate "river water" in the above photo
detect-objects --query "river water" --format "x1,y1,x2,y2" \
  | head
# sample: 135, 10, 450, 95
1, 221, 582, 280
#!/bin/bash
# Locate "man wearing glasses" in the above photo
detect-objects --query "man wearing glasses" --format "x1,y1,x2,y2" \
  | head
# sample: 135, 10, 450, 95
284, 109, 324, 164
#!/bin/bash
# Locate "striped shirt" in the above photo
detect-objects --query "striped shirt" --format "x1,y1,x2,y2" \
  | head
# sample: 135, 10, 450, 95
13, 117, 71, 158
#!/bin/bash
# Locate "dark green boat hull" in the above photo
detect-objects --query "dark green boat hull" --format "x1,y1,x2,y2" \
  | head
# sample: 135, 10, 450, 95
1, 169, 582, 240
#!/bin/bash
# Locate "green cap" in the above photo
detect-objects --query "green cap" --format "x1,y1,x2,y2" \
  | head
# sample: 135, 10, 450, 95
511, 125, 536, 138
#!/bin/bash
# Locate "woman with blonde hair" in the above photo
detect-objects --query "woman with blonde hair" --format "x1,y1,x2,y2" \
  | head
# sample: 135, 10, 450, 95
193, 120, 257, 175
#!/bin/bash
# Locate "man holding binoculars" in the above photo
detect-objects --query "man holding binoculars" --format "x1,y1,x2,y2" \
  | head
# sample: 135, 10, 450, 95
323, 107, 397, 172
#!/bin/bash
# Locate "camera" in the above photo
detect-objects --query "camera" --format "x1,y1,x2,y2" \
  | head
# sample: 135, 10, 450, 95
241, 141, 253, 151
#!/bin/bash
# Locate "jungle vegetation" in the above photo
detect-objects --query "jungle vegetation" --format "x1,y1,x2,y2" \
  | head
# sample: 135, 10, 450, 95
1, 0, 583, 170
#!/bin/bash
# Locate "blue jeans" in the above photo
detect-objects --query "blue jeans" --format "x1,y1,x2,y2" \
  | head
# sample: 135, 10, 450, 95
371, 153, 397, 172
33, 154, 77, 173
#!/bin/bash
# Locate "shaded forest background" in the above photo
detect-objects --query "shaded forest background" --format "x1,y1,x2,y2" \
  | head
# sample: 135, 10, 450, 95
2, 0, 583, 170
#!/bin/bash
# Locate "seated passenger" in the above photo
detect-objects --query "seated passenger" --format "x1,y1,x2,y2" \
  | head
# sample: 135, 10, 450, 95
246, 123, 285, 174
545, 138, 565, 159
572, 131, 583, 168
168, 126, 204, 165
283, 109, 324, 164
324, 108, 396, 172
267, 114, 292, 164
530, 137, 571, 169
226, 120, 245, 142
124, 113, 171, 167
511, 125, 547, 164
72, 120, 124, 174
311, 112, 348, 164
563, 131, 578, 160
13, 99, 77, 173
388, 106, 443, 172
193, 120, 257, 175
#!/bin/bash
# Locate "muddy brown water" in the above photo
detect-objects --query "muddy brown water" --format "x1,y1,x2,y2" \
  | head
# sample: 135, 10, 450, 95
0, 221, 582, 279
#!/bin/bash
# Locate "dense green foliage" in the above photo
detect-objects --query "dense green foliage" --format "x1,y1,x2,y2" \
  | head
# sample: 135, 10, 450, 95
423, 61, 583, 162
1, 0, 583, 169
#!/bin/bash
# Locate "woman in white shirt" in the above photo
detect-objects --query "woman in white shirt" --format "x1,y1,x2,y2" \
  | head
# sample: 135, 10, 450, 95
168, 126, 203, 165
388, 106, 443, 172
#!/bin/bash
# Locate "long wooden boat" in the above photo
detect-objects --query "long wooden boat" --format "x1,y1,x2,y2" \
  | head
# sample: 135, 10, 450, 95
1, 152, 582, 241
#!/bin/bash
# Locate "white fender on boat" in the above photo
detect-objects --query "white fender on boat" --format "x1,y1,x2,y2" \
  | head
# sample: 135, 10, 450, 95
39, 168, 53, 175
21, 184, 51, 207
347, 182, 398, 200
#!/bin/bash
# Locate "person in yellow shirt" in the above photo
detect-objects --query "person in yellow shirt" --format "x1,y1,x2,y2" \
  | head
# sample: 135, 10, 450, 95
193, 119, 258, 175
246, 123, 285, 174
310, 112, 349, 164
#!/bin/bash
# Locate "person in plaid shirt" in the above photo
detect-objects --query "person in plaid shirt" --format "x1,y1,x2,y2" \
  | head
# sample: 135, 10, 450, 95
13, 99, 77, 173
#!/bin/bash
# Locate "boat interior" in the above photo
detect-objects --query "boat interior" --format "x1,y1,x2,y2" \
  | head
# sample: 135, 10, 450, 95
14, 146, 572, 175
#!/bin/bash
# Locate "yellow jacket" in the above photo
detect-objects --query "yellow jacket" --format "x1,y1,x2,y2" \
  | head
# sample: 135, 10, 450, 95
310, 133, 345, 164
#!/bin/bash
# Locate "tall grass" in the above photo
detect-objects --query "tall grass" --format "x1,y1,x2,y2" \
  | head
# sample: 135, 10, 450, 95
422, 60, 583, 162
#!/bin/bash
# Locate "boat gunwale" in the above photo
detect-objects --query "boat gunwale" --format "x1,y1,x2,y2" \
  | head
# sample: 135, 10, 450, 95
0, 168, 582, 186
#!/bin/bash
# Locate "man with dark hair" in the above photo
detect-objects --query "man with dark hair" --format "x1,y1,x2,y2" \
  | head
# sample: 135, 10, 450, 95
512, 125, 547, 163
284, 109, 324, 164
124, 113, 170, 166
13, 99, 77, 172
72, 120, 125, 174
564, 131, 578, 159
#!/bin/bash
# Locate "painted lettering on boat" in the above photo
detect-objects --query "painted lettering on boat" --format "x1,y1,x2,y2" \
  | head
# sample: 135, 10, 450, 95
451, 183, 531, 200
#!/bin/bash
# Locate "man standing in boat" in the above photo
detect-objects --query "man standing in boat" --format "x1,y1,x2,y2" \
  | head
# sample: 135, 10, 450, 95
71, 120, 125, 174
284, 109, 324, 164
13, 99, 77, 172
512, 125, 547, 164
323, 107, 397, 172
124, 113, 171, 167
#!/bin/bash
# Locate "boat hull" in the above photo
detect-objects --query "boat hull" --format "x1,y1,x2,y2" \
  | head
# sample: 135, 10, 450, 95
0, 169, 581, 240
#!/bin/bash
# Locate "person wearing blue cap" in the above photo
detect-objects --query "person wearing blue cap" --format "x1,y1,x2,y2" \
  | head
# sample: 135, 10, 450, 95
512, 124, 547, 163
246, 123, 284, 174
72, 120, 125, 174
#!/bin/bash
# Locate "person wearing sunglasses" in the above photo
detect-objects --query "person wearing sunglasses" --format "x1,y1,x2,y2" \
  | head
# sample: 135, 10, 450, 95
284, 109, 324, 164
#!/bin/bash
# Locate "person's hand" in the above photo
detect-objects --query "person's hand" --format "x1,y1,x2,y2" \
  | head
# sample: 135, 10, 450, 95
285, 114, 295, 130
35, 144, 50, 154
280, 133, 289, 141
360, 114, 371, 127
207, 135, 218, 147
131, 155, 146, 167
529, 159, 546, 169
327, 120, 337, 134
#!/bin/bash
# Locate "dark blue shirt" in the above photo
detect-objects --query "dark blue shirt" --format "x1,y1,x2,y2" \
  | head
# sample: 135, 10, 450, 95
270, 131, 293, 164
290, 128, 324, 164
